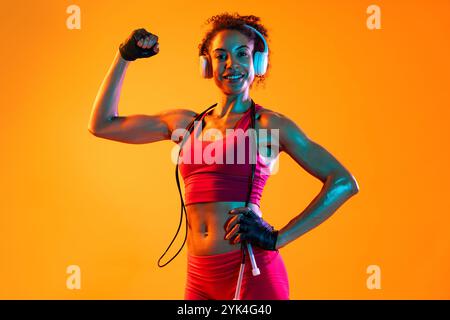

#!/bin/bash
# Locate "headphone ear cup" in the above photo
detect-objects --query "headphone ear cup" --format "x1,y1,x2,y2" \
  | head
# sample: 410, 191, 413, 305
253, 52, 268, 76
199, 55, 213, 78
199, 55, 208, 78
253, 52, 261, 76
260, 52, 268, 75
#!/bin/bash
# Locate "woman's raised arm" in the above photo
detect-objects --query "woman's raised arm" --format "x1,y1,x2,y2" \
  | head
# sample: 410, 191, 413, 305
88, 29, 197, 144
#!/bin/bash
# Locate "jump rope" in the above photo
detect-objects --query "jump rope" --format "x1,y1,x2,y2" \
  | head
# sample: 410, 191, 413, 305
157, 24, 269, 300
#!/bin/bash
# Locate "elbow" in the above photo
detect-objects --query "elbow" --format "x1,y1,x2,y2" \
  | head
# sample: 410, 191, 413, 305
88, 124, 97, 135
346, 175, 360, 195
88, 124, 103, 137
331, 172, 360, 195
349, 180, 359, 195
88, 119, 112, 137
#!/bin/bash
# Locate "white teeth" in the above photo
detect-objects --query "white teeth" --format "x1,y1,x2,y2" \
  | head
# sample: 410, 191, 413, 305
224, 74, 243, 80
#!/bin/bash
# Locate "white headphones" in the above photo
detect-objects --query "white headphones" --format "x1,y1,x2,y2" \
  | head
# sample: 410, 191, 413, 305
199, 24, 269, 78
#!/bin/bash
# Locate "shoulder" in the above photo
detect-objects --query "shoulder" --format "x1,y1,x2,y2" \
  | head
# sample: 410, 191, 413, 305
161, 108, 198, 130
256, 105, 310, 153
161, 108, 198, 119
255, 105, 294, 134
255, 105, 283, 126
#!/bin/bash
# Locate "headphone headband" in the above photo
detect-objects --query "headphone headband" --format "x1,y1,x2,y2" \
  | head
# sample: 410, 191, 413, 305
243, 24, 268, 54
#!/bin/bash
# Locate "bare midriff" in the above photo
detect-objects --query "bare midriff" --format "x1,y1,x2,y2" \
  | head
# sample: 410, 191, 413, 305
186, 201, 262, 256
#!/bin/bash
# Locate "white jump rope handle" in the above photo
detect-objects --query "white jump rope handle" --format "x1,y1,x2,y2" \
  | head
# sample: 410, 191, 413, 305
233, 243, 261, 300
246, 242, 261, 276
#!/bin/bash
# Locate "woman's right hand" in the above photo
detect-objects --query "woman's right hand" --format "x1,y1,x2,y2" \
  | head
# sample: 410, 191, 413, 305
119, 28, 159, 61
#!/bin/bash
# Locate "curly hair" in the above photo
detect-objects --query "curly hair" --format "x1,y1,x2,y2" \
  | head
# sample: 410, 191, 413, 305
198, 12, 271, 88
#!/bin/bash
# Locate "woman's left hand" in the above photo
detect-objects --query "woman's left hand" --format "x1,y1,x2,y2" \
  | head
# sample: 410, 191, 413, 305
224, 207, 278, 250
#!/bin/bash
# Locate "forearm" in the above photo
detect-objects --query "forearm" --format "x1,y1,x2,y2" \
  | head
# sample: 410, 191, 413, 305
88, 51, 131, 132
276, 175, 358, 249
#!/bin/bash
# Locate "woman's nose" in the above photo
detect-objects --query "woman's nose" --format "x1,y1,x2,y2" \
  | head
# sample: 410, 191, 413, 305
225, 55, 239, 68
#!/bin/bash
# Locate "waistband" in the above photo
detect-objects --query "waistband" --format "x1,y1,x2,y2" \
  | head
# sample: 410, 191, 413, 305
187, 247, 279, 278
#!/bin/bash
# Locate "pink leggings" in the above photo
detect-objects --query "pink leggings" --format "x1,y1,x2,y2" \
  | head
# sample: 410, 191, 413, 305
185, 246, 289, 300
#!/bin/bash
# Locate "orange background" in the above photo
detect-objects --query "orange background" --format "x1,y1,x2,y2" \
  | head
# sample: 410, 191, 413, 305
1, 0, 449, 299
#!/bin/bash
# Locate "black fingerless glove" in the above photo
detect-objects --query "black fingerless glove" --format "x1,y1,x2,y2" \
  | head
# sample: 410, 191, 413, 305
119, 28, 159, 61
237, 210, 279, 251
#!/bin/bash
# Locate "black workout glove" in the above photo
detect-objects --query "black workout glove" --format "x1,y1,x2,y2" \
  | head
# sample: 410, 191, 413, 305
119, 28, 159, 61
224, 207, 279, 251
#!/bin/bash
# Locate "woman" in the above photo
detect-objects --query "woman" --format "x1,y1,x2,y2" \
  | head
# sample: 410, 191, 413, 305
88, 13, 359, 300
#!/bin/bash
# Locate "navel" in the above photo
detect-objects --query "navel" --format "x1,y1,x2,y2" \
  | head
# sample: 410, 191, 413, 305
202, 224, 209, 237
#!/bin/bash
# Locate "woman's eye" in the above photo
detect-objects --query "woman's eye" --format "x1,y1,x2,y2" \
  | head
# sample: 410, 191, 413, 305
216, 52, 248, 60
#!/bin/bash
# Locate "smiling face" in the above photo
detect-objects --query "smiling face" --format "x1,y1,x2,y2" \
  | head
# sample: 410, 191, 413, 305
208, 29, 255, 95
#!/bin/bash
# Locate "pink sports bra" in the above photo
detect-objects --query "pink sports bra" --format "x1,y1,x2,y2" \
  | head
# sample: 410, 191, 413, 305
178, 103, 272, 207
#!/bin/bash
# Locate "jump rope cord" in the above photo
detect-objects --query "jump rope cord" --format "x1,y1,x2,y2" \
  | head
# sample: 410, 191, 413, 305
234, 100, 259, 300
157, 103, 217, 268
